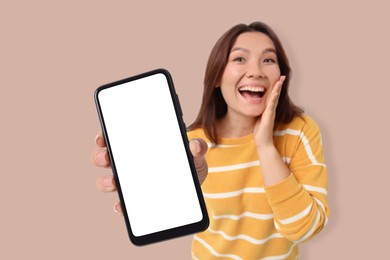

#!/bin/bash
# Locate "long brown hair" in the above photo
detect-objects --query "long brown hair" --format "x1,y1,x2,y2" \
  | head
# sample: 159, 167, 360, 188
188, 21, 303, 145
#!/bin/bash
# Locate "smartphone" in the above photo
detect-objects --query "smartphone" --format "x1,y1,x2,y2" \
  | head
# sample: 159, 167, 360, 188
94, 69, 209, 246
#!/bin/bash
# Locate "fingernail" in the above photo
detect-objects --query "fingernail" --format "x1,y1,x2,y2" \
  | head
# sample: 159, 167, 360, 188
102, 177, 113, 187
95, 135, 104, 146
96, 150, 106, 163
193, 139, 201, 153
114, 202, 120, 213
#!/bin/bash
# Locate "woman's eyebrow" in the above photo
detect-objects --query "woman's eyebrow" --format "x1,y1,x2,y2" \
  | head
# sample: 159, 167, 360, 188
263, 48, 277, 54
230, 47, 249, 53
230, 47, 277, 54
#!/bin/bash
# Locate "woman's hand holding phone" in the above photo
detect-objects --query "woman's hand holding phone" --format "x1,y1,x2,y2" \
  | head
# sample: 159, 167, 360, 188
91, 130, 209, 215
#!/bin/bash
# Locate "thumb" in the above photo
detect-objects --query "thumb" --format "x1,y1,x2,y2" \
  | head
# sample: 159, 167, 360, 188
189, 138, 208, 158
189, 138, 208, 185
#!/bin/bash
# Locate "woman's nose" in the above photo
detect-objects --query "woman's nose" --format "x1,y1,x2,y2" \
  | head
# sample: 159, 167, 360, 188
246, 62, 265, 78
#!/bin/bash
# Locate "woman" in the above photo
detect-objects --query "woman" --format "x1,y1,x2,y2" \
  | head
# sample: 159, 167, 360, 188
92, 21, 329, 259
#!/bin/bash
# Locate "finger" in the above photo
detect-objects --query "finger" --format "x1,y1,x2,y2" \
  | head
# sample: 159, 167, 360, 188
269, 84, 281, 109
271, 76, 286, 107
270, 76, 285, 100
96, 175, 117, 192
189, 138, 208, 158
113, 201, 123, 216
275, 75, 286, 96
266, 75, 286, 110
189, 138, 208, 185
95, 130, 106, 148
90, 147, 111, 168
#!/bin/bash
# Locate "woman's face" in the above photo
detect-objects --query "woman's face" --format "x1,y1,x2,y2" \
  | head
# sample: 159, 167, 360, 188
219, 32, 281, 120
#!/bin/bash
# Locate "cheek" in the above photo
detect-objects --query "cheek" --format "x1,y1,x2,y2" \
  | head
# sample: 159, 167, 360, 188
265, 66, 281, 85
219, 81, 237, 106
221, 64, 243, 83
219, 85, 234, 102
219, 72, 230, 87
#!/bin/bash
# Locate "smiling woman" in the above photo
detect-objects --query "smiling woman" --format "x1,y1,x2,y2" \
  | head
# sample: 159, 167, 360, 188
186, 21, 329, 259
188, 22, 304, 145
231, 46, 277, 101
220, 32, 281, 119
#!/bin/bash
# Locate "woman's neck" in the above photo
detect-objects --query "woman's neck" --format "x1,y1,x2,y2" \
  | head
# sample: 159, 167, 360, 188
217, 113, 258, 138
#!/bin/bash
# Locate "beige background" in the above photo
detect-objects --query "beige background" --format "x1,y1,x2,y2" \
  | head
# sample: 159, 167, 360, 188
1, 0, 389, 259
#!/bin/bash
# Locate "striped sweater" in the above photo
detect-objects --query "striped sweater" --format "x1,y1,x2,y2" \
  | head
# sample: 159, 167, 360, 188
187, 115, 329, 260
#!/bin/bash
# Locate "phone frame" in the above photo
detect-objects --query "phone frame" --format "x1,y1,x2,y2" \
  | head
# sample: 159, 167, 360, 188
94, 68, 209, 246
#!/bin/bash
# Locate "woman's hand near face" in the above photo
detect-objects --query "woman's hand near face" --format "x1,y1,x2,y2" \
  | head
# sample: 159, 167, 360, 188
254, 76, 291, 186
90, 131, 209, 214
253, 75, 285, 149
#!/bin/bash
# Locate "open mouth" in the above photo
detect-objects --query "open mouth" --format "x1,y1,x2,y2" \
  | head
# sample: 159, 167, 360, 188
238, 86, 266, 99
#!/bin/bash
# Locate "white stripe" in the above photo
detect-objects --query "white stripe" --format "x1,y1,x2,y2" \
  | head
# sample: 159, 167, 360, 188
313, 197, 328, 226
191, 253, 199, 260
260, 243, 298, 260
313, 197, 325, 213
274, 205, 323, 244
303, 184, 328, 195
193, 235, 243, 260
274, 129, 301, 136
274, 220, 280, 230
207, 143, 237, 148
312, 162, 327, 167
276, 198, 327, 235
203, 187, 265, 199
213, 211, 274, 221
209, 228, 283, 245
278, 203, 313, 225
324, 215, 329, 227
295, 209, 321, 243
299, 131, 319, 165
209, 160, 260, 173
281, 157, 325, 167
274, 128, 326, 168
207, 141, 254, 148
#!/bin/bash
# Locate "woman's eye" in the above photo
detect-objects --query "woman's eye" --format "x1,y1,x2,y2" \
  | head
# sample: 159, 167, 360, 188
264, 58, 276, 64
233, 57, 245, 62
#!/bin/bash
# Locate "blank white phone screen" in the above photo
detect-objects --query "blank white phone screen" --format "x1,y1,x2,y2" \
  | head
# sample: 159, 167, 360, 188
98, 73, 203, 237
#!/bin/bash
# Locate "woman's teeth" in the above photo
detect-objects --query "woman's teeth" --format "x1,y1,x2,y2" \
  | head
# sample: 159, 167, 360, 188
239, 86, 266, 98
239, 86, 265, 92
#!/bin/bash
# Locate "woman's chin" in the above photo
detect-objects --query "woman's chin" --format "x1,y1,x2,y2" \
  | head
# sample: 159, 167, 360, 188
243, 108, 265, 118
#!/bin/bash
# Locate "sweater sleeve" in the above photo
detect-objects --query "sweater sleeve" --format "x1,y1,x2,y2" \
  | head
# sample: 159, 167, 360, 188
264, 116, 329, 243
